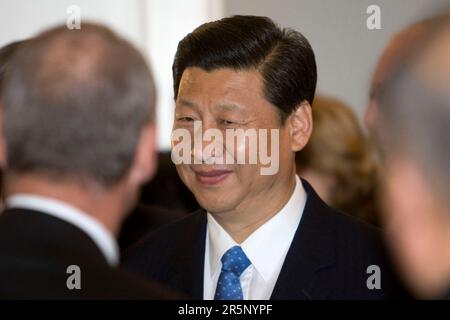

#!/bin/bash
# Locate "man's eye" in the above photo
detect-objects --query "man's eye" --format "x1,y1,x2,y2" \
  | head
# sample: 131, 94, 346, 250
220, 119, 236, 125
177, 117, 194, 122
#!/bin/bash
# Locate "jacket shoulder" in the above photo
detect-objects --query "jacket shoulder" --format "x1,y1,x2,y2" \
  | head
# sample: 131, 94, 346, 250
316, 200, 388, 265
308, 205, 408, 298
122, 209, 205, 269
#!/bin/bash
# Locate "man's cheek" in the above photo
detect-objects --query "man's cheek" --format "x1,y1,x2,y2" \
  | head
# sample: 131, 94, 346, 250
235, 137, 247, 163
178, 165, 192, 183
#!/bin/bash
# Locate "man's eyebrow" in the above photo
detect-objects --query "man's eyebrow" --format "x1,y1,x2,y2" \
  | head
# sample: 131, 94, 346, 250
177, 100, 247, 113
216, 103, 246, 113
177, 98, 198, 109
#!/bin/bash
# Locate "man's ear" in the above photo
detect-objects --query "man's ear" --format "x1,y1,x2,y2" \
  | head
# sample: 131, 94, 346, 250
128, 123, 157, 187
288, 101, 313, 152
0, 109, 7, 169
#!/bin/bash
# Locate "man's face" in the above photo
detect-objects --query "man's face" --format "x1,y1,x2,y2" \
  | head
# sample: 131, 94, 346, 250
172, 67, 295, 215
382, 157, 450, 298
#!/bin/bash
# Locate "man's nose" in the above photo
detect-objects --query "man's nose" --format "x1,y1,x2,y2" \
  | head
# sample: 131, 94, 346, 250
191, 120, 225, 164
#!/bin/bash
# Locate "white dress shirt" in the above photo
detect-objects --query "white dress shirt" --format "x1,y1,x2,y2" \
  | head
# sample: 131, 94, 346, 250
203, 175, 307, 300
5, 194, 119, 267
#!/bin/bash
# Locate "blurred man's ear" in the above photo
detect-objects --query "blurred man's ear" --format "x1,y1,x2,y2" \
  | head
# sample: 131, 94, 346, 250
128, 123, 157, 187
364, 99, 379, 131
0, 109, 7, 169
289, 101, 313, 152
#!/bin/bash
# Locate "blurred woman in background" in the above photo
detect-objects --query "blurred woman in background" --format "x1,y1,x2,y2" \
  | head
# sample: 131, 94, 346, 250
296, 96, 379, 225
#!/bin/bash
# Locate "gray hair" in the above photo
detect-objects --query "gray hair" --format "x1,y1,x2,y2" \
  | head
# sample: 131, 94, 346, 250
376, 15, 450, 209
0, 23, 155, 187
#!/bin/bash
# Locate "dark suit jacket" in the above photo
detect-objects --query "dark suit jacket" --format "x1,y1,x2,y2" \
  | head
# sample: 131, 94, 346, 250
0, 208, 179, 299
119, 204, 187, 251
124, 179, 409, 299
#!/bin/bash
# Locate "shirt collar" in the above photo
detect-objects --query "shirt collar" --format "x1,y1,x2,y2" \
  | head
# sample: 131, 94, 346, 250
207, 175, 307, 281
207, 212, 238, 277
5, 193, 119, 267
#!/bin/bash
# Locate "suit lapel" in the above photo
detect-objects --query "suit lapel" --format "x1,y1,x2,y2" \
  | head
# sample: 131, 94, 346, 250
170, 180, 337, 300
271, 179, 336, 300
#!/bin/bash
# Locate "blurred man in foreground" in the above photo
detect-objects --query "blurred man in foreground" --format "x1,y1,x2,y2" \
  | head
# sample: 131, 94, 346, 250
375, 14, 450, 299
0, 24, 176, 299
365, 17, 436, 133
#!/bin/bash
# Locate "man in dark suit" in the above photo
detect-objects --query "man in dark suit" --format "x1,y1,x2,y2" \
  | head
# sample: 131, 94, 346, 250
0, 24, 177, 299
124, 15, 407, 299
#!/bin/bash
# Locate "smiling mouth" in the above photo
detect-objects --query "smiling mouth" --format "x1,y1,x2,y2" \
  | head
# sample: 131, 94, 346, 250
193, 169, 232, 185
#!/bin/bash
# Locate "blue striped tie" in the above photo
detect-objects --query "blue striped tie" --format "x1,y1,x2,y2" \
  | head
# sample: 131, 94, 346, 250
214, 246, 251, 300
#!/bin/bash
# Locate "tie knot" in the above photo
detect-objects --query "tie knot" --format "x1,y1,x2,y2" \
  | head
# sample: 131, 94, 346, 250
220, 245, 251, 276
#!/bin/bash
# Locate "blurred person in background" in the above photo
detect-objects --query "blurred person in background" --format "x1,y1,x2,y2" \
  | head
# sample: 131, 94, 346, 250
0, 23, 178, 299
375, 13, 450, 299
139, 151, 199, 214
118, 151, 200, 250
118, 150, 198, 250
296, 96, 378, 225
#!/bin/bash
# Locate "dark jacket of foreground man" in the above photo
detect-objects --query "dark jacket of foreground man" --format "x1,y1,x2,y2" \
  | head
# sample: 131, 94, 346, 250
124, 180, 410, 300
0, 208, 180, 299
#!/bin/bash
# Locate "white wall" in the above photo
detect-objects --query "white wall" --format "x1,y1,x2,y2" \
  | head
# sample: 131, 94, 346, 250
142, 0, 223, 150
0, 0, 144, 50
224, 0, 448, 119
